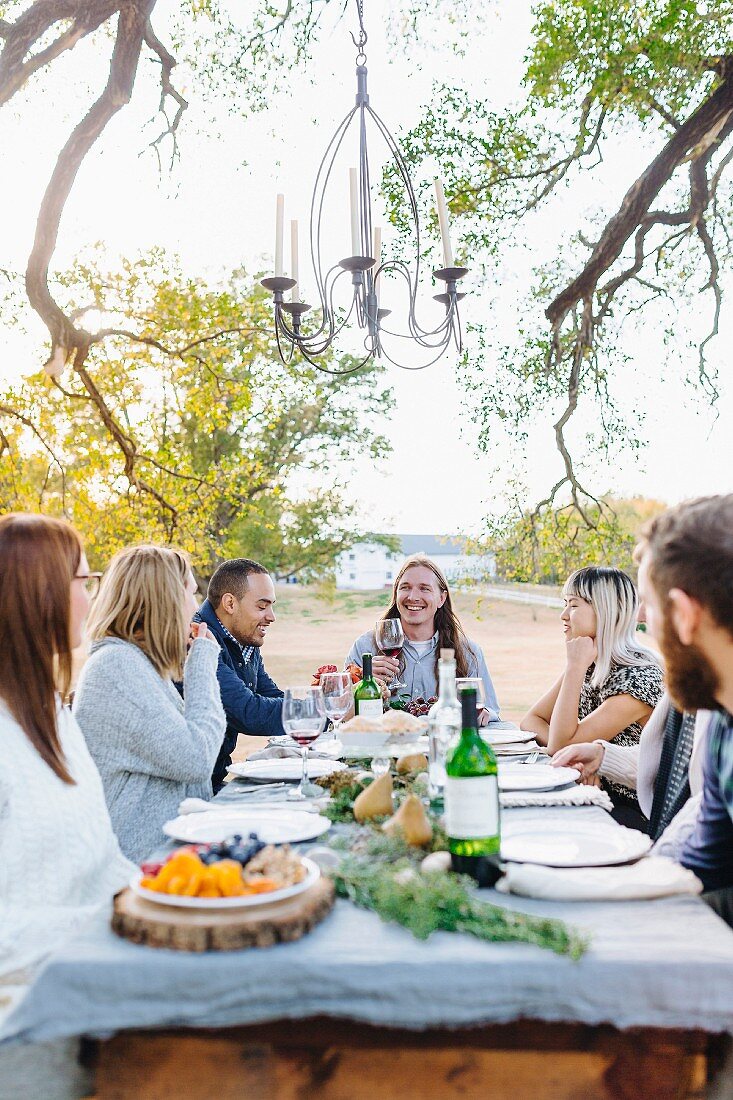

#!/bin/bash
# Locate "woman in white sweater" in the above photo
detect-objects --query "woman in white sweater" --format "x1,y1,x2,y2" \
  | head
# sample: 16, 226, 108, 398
0, 514, 133, 998
73, 545, 226, 862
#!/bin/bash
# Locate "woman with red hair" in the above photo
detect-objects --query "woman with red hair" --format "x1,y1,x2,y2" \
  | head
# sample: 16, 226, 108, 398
0, 514, 133, 1001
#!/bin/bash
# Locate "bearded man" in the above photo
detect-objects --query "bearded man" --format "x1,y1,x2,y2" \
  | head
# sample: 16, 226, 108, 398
636, 495, 733, 922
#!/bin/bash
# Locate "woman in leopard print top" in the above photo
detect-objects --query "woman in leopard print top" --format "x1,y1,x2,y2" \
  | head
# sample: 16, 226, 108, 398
521, 566, 663, 811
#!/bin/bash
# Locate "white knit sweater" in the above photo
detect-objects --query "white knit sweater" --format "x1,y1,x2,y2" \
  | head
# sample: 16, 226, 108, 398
0, 699, 133, 985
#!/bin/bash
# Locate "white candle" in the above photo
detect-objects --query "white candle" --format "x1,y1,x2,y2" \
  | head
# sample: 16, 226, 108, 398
433, 178, 454, 268
275, 193, 284, 276
349, 168, 360, 256
290, 219, 299, 302
372, 226, 382, 304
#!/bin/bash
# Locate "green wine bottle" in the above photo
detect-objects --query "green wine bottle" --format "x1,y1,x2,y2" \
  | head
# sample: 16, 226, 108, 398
354, 653, 383, 719
444, 686, 501, 887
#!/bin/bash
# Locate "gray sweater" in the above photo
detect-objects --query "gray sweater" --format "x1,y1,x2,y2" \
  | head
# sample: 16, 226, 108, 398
73, 636, 225, 862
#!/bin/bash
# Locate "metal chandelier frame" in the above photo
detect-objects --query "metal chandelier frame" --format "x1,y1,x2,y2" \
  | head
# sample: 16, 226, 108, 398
261, 1, 468, 374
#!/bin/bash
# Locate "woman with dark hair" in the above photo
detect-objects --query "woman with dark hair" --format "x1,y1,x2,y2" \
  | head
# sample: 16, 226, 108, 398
0, 513, 133, 995
346, 555, 500, 720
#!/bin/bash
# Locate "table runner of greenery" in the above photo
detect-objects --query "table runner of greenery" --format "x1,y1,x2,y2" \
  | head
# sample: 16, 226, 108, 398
314, 769, 588, 960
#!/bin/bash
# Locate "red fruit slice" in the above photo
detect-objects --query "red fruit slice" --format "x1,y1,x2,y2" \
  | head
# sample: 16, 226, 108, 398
140, 860, 164, 876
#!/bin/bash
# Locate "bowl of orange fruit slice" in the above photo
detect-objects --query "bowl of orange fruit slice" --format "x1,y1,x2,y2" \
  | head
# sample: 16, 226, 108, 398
131, 841, 319, 909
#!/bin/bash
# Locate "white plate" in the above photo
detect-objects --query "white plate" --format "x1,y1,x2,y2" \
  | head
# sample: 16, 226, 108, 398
498, 764, 579, 792
162, 808, 331, 844
228, 758, 347, 782
501, 825, 652, 867
482, 729, 536, 747
131, 856, 320, 909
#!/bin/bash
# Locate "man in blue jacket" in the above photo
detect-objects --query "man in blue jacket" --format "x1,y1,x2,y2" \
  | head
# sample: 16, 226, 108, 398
195, 558, 284, 791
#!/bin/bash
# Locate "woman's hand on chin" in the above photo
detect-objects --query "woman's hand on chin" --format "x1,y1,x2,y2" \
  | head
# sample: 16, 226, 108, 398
565, 636, 597, 671
190, 621, 216, 644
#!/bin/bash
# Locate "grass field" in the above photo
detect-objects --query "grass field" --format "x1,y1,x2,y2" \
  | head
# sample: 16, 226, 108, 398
261, 584, 566, 723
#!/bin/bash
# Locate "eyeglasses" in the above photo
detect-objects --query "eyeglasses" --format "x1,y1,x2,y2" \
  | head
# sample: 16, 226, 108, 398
74, 572, 103, 597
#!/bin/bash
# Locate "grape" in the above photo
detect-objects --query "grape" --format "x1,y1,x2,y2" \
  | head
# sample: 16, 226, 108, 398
404, 695, 437, 717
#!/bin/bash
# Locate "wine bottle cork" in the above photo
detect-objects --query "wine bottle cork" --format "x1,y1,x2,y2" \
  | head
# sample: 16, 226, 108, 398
440, 648, 455, 660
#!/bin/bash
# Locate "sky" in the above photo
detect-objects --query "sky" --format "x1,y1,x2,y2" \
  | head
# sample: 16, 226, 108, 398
1, 0, 732, 537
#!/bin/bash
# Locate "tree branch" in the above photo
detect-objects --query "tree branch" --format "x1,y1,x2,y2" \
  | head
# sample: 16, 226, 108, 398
142, 17, 188, 170
547, 67, 733, 327
25, 0, 156, 369
0, 0, 120, 107
0, 401, 68, 508
72, 345, 179, 532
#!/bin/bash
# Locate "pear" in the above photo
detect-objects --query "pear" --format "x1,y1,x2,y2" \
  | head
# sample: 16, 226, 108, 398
382, 794, 433, 846
353, 772, 394, 822
395, 752, 429, 776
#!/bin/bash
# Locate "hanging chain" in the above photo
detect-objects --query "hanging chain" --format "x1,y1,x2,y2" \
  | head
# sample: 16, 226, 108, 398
351, 0, 368, 65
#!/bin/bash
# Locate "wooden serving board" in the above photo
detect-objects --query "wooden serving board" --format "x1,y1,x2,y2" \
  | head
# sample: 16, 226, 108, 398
112, 877, 335, 952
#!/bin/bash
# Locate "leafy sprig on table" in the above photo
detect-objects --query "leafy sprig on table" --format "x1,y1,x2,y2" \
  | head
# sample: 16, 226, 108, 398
334, 856, 587, 959
315, 775, 587, 959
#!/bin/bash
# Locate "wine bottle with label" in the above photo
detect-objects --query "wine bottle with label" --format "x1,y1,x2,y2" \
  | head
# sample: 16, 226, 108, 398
444, 686, 501, 887
427, 648, 461, 802
354, 653, 383, 719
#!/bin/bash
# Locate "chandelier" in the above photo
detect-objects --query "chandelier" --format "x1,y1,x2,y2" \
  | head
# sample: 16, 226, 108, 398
261, 0, 469, 373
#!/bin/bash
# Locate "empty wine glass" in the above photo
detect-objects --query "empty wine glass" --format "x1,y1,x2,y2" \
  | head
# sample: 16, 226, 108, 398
320, 670, 353, 741
282, 686, 325, 801
456, 677, 486, 717
375, 618, 406, 693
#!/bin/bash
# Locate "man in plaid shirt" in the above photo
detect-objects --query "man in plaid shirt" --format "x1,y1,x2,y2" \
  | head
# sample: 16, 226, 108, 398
636, 495, 733, 921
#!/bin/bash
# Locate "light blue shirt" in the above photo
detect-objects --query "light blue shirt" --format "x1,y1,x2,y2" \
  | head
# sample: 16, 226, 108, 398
345, 629, 500, 718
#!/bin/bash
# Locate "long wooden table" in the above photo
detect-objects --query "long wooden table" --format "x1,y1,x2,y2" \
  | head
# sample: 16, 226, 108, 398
90, 1018, 725, 1099
3, 792, 733, 1099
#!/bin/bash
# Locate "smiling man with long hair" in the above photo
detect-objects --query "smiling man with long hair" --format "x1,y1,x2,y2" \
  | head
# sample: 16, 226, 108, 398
346, 554, 500, 720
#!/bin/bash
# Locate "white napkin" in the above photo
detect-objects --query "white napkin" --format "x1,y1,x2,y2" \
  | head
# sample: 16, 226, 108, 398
500, 784, 614, 811
493, 741, 544, 757
497, 855, 703, 901
178, 797, 221, 815
177, 797, 323, 815
248, 744, 336, 762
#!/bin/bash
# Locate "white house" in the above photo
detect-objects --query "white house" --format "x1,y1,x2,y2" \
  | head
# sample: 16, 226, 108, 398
335, 534, 496, 591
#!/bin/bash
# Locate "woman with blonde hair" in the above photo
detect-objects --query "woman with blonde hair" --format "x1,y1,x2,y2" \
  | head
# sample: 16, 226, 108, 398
521, 565, 663, 815
346, 554, 500, 719
73, 545, 225, 861
0, 513, 133, 992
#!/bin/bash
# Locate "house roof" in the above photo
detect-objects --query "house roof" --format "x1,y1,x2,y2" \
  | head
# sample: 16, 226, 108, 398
393, 534, 467, 557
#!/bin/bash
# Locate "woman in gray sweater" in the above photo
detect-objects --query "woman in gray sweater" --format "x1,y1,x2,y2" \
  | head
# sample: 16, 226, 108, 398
73, 546, 226, 862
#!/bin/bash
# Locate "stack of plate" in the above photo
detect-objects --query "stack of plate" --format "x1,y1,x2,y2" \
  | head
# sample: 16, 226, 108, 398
497, 763, 579, 792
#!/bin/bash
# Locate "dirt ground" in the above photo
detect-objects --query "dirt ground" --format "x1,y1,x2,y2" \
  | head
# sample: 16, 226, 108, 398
260, 584, 566, 723
72, 584, 567, 765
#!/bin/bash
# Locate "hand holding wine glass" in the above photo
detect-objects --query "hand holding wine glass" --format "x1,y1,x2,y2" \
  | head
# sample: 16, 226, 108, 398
282, 686, 325, 801
375, 618, 406, 693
